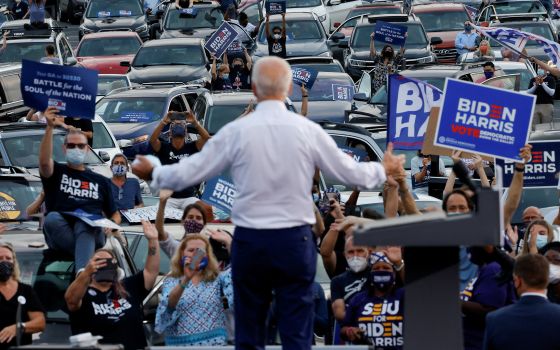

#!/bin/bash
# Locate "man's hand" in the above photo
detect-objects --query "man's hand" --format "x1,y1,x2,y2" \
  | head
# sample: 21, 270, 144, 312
84, 256, 108, 278
382, 246, 403, 266
44, 106, 60, 127
141, 220, 158, 241
472, 154, 483, 170
162, 112, 172, 125
383, 142, 405, 177
131, 155, 155, 181
185, 111, 197, 124
0, 324, 16, 344
517, 144, 532, 166
451, 150, 462, 163
344, 327, 364, 342
159, 189, 173, 201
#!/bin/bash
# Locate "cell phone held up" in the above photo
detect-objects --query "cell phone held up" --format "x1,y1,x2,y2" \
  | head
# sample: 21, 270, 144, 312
183, 248, 209, 272
169, 111, 185, 121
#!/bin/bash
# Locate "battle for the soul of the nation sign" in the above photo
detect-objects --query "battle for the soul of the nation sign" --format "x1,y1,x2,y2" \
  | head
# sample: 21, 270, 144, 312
291, 67, 318, 89
496, 141, 560, 187
204, 22, 238, 58
373, 21, 407, 46
21, 59, 98, 119
434, 78, 535, 162
266, 0, 286, 14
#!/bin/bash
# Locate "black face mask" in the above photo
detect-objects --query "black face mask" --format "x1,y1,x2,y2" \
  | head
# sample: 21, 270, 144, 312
0, 261, 14, 282
383, 51, 394, 58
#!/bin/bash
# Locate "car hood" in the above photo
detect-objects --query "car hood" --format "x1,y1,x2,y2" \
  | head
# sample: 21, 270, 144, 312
351, 47, 430, 60
106, 121, 159, 139
160, 28, 215, 39
292, 101, 350, 122
427, 30, 459, 48
255, 39, 328, 57
77, 55, 134, 74
127, 65, 208, 84
83, 16, 145, 30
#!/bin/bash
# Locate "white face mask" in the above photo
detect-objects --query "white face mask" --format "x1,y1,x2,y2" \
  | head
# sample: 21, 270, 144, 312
347, 256, 368, 273
536, 235, 549, 249
550, 264, 560, 284
273, 34, 281, 40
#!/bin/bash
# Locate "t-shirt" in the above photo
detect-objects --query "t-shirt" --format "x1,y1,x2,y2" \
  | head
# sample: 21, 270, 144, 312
460, 262, 516, 350
69, 272, 149, 350
410, 156, 445, 192
267, 36, 286, 58
111, 178, 143, 210
230, 67, 251, 90
155, 141, 200, 198
64, 117, 94, 146
0, 283, 44, 350
529, 75, 556, 105
11, 1, 29, 19
342, 288, 405, 349
212, 77, 232, 91
330, 269, 369, 302
41, 161, 117, 217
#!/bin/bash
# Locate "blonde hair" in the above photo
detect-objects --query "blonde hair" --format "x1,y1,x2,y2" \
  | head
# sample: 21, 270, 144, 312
521, 220, 555, 255
0, 243, 21, 281
170, 234, 220, 281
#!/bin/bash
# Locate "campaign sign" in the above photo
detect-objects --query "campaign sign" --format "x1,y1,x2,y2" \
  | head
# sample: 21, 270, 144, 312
98, 11, 111, 17
374, 21, 407, 46
332, 84, 354, 101
339, 146, 368, 162
496, 141, 560, 187
63, 209, 121, 229
178, 7, 198, 16
119, 111, 154, 122
119, 10, 132, 16
434, 78, 535, 162
204, 22, 239, 58
201, 175, 236, 214
388, 74, 442, 150
120, 205, 184, 223
291, 67, 318, 89
266, 0, 286, 14
21, 59, 98, 119
227, 40, 243, 53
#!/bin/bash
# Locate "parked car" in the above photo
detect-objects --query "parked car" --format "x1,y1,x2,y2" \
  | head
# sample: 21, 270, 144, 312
0, 63, 29, 123
159, 2, 224, 39
97, 74, 132, 101
335, 1, 403, 34
79, 0, 149, 40
75, 32, 143, 74
476, 0, 549, 26
124, 38, 211, 85
286, 56, 345, 72
58, 0, 87, 24
323, 0, 366, 32
0, 167, 42, 221
493, 19, 558, 62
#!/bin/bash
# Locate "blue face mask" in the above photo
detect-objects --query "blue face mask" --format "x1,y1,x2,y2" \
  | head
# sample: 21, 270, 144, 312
464, 24, 472, 31
66, 148, 86, 165
222, 74, 229, 80
536, 235, 548, 249
483, 71, 494, 79
312, 193, 320, 203
111, 164, 127, 176
538, 69, 546, 76
370, 270, 395, 292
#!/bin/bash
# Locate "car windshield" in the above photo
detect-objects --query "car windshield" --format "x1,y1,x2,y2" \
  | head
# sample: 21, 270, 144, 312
92, 121, 116, 148
510, 187, 557, 223
493, 1, 545, 14
77, 37, 141, 56
290, 76, 354, 101
346, 6, 402, 21
97, 76, 130, 96
285, 0, 321, 8
290, 63, 344, 73
352, 23, 428, 49
206, 104, 248, 134
3, 133, 103, 167
0, 41, 54, 63
259, 19, 323, 42
164, 7, 223, 29
86, 0, 143, 17
96, 97, 166, 122
0, 179, 42, 221
368, 76, 445, 104
415, 10, 468, 31
132, 45, 204, 66
501, 23, 554, 45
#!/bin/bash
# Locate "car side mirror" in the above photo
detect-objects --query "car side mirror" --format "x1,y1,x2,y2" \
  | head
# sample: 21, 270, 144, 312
338, 39, 349, 48
120, 61, 131, 67
65, 57, 77, 66
330, 31, 344, 42
430, 36, 442, 46
98, 151, 110, 162
353, 92, 368, 101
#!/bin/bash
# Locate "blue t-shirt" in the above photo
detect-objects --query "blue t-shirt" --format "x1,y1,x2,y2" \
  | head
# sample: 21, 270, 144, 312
29, 0, 45, 23
110, 178, 143, 210
342, 288, 405, 349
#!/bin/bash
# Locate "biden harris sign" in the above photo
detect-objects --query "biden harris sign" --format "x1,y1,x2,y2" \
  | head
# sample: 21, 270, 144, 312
434, 79, 535, 162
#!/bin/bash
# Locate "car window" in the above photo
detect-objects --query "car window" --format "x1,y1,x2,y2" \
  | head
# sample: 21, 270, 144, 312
242, 3, 260, 24
59, 37, 73, 63
97, 76, 130, 96
131, 235, 171, 274
0, 178, 42, 221
503, 23, 554, 45
493, 0, 545, 14
132, 45, 205, 66
92, 121, 116, 148
206, 104, 247, 134
87, 0, 144, 17
96, 97, 167, 122
0, 42, 52, 63
285, 0, 321, 8
510, 187, 557, 223
169, 96, 187, 112
0, 74, 23, 103
164, 7, 224, 30
352, 23, 428, 49
415, 10, 468, 31
259, 19, 323, 42
290, 75, 354, 101
78, 37, 141, 56
290, 63, 344, 73
194, 97, 207, 124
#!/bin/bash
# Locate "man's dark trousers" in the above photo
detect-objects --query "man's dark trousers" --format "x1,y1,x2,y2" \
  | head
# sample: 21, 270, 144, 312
232, 225, 317, 350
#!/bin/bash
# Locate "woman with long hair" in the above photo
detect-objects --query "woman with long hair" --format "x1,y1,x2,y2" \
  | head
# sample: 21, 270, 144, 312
368, 34, 405, 93
155, 234, 233, 346
520, 219, 555, 255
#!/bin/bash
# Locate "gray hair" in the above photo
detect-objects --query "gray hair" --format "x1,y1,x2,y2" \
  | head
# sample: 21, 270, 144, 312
252, 56, 292, 98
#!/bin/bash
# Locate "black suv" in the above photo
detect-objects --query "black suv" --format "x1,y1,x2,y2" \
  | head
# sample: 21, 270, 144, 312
328, 14, 441, 80
79, 0, 149, 40
0, 63, 29, 122
159, 1, 223, 39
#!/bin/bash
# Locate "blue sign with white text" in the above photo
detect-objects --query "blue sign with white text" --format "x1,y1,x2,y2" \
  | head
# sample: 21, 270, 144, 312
374, 21, 407, 47
496, 141, 560, 187
292, 67, 318, 89
178, 7, 198, 16
202, 175, 236, 214
204, 22, 239, 58
435, 78, 535, 162
21, 59, 98, 119
266, 0, 286, 14
339, 146, 368, 162
332, 84, 354, 101
388, 74, 442, 150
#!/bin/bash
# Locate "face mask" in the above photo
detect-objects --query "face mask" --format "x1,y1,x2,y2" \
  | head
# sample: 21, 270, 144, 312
464, 24, 472, 31
538, 69, 546, 76
273, 34, 281, 40
383, 50, 393, 58
347, 256, 368, 273
480, 46, 488, 55
66, 148, 86, 165
183, 219, 204, 234
111, 164, 127, 176
222, 74, 229, 80
549, 264, 560, 284
483, 71, 494, 79
370, 270, 395, 292
536, 235, 548, 249
171, 124, 186, 138
0, 261, 14, 282
233, 64, 242, 69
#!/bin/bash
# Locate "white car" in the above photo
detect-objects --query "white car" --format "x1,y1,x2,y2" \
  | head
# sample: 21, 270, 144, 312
261, 0, 330, 34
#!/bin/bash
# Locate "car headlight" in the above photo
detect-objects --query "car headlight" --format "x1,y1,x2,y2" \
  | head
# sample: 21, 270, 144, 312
348, 58, 373, 68
80, 25, 93, 33
416, 55, 435, 64
187, 77, 208, 85
318, 14, 327, 22
318, 51, 331, 57
135, 24, 148, 33
132, 134, 149, 144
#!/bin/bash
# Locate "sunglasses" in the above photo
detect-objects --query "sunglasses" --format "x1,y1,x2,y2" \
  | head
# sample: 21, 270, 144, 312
65, 143, 87, 149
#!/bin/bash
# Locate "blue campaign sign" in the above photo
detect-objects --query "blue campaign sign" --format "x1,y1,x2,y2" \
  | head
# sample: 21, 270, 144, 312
201, 175, 236, 214
204, 22, 239, 58
62, 209, 121, 229
178, 7, 198, 16
266, 0, 286, 14
434, 78, 535, 162
388, 74, 442, 150
98, 11, 111, 17
227, 40, 243, 53
374, 21, 407, 47
496, 141, 560, 187
119, 111, 154, 122
21, 59, 98, 119
291, 67, 318, 89
332, 84, 354, 101
339, 146, 368, 162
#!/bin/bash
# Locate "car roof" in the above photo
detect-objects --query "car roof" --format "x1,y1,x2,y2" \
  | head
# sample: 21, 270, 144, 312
494, 20, 549, 26
0, 123, 66, 138
315, 71, 353, 79
168, 1, 219, 9
1, 18, 58, 29
529, 129, 560, 141
353, 2, 401, 8
103, 85, 192, 98
413, 3, 466, 11
0, 230, 47, 254
286, 56, 336, 64
142, 37, 202, 46
355, 14, 418, 26
268, 12, 316, 20
205, 90, 255, 104
81, 31, 142, 39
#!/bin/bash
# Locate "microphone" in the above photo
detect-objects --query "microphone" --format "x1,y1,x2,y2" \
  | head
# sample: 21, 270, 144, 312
16, 295, 26, 347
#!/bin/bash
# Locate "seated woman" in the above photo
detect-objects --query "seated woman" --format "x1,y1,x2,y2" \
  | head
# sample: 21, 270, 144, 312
155, 234, 233, 346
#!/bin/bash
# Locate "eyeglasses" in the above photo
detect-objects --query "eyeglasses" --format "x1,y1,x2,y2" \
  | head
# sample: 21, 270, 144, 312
65, 143, 87, 149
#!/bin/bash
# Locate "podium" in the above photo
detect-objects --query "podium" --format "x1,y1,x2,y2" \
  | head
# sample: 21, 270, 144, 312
353, 188, 501, 350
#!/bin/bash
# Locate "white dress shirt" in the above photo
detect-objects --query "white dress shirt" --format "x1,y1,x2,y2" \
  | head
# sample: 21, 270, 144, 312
151, 100, 386, 229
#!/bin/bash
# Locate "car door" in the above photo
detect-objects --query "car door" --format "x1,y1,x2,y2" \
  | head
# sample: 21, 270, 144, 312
325, 0, 364, 32
327, 15, 356, 64
241, 2, 261, 27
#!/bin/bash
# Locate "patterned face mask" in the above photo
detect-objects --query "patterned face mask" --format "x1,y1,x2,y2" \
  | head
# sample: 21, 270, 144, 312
183, 219, 204, 234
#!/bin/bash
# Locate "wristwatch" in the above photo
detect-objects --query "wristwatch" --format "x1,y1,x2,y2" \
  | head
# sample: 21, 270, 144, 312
18, 322, 26, 332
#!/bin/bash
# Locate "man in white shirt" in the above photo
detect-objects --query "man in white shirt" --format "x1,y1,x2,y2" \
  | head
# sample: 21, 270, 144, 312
132, 56, 404, 350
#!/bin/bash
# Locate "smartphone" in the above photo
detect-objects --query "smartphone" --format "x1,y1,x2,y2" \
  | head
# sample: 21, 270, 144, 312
189, 248, 208, 271
94, 258, 118, 282
169, 112, 184, 121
